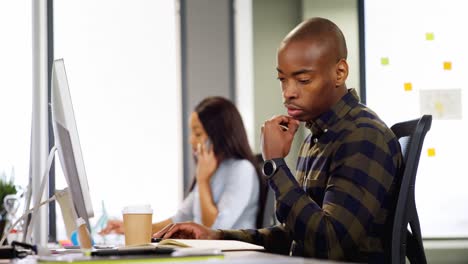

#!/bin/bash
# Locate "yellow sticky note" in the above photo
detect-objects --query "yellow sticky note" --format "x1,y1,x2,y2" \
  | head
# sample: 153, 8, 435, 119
425, 32, 434, 41
381, 57, 389, 66
427, 148, 436, 157
434, 101, 444, 115
404, 82, 412, 91
443, 61, 452, 70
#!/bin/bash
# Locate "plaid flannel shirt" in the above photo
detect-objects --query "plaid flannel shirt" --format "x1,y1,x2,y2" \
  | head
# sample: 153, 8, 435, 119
221, 89, 403, 262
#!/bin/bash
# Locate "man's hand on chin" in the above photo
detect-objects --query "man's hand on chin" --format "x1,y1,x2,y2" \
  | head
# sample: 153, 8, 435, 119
261, 115, 300, 160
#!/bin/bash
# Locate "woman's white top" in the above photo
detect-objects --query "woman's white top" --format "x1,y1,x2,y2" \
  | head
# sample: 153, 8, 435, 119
172, 158, 259, 229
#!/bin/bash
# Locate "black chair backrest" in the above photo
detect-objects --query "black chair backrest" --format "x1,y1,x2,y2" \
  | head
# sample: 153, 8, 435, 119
389, 115, 432, 264
254, 154, 277, 228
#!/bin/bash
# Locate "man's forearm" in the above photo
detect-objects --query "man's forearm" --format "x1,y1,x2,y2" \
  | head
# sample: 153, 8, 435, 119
221, 225, 292, 255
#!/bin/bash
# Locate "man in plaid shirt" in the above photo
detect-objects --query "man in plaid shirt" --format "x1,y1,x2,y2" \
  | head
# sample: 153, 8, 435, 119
156, 17, 402, 263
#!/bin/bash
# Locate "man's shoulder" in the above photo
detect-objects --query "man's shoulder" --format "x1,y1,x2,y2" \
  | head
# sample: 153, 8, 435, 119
326, 105, 400, 155
345, 104, 393, 136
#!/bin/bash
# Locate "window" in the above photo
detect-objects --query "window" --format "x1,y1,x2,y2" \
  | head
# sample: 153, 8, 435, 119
364, 0, 468, 238
0, 1, 32, 196
53, 0, 181, 240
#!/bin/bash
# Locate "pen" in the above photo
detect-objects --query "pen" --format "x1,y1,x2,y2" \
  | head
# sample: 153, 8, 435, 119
279, 124, 289, 131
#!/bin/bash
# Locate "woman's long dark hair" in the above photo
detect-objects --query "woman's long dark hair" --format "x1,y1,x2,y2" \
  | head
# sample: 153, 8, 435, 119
195, 96, 255, 164
191, 97, 267, 228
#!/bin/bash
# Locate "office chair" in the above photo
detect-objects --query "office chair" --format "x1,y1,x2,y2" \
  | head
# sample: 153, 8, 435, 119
389, 115, 432, 264
255, 154, 277, 228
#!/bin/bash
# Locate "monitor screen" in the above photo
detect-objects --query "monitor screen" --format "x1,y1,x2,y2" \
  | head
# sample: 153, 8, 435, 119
51, 59, 94, 229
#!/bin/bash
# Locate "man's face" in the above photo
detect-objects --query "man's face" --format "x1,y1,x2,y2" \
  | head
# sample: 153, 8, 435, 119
277, 40, 337, 122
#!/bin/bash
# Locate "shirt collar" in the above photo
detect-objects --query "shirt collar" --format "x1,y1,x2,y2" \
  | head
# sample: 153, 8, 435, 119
305, 88, 360, 136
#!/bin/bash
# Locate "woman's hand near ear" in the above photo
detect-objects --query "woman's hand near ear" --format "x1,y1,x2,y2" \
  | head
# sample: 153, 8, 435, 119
196, 142, 219, 228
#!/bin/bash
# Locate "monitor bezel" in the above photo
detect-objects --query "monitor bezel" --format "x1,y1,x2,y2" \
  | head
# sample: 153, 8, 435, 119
51, 58, 94, 229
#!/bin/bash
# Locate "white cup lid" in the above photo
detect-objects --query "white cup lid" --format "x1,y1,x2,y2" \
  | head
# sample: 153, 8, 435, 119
122, 204, 153, 214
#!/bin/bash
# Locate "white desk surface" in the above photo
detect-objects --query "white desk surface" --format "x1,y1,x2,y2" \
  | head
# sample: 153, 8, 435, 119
223, 251, 348, 263
10, 251, 348, 264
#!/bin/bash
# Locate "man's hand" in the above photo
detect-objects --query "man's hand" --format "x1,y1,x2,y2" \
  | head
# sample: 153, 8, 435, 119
261, 115, 300, 160
99, 219, 124, 235
153, 222, 222, 240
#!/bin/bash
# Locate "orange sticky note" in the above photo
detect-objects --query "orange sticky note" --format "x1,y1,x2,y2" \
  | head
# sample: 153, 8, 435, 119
427, 148, 436, 157
404, 82, 412, 91
443, 61, 452, 70
381, 57, 389, 66
425, 32, 434, 41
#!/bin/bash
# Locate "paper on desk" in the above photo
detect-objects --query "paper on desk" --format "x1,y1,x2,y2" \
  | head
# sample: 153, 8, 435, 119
159, 239, 264, 251
118, 239, 263, 252
171, 247, 222, 257
118, 240, 189, 250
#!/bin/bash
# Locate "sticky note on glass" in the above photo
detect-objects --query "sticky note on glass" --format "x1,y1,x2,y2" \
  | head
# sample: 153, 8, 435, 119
434, 101, 444, 115
404, 82, 412, 91
381, 57, 389, 66
443, 61, 452, 70
425, 32, 434, 41
427, 148, 436, 157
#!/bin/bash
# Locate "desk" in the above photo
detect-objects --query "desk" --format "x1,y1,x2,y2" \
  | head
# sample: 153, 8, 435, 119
222, 251, 347, 263
11, 251, 347, 264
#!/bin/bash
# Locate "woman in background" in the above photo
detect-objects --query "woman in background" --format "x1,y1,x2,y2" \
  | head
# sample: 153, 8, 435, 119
100, 96, 260, 235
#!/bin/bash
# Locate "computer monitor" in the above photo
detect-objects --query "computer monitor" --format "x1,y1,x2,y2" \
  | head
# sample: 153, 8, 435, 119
51, 58, 94, 229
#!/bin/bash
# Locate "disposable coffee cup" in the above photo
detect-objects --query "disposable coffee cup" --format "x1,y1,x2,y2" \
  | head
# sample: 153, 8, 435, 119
122, 204, 153, 246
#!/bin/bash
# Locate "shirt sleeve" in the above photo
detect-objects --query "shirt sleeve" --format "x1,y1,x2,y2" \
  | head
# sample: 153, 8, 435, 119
171, 190, 195, 223
221, 225, 292, 255
211, 160, 258, 229
269, 127, 400, 260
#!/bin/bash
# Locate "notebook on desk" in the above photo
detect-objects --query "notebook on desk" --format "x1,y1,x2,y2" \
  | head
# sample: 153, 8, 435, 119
91, 238, 264, 254
90, 246, 175, 257
39, 241, 224, 263
38, 239, 262, 263
155, 239, 265, 251
38, 254, 224, 264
